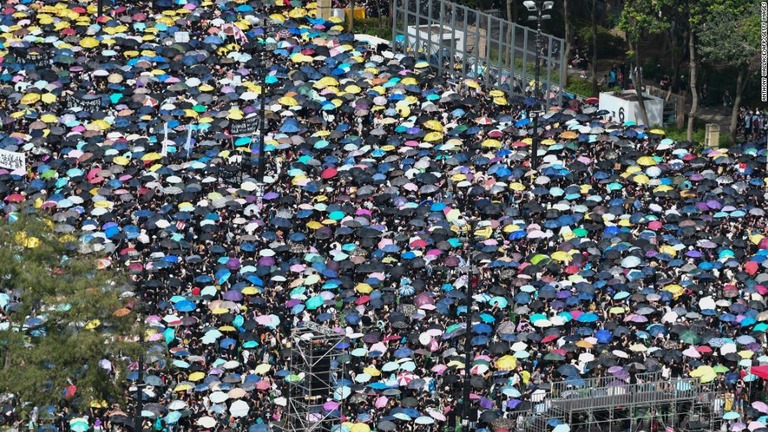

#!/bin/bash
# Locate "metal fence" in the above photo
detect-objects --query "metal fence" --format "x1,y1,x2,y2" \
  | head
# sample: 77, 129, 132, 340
390, 0, 566, 103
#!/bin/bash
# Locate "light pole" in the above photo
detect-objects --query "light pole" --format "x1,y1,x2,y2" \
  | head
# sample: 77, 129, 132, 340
255, 42, 275, 212
461, 218, 478, 431
524, 0, 552, 169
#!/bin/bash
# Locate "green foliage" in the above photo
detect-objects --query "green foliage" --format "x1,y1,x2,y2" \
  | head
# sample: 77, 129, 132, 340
565, 76, 597, 97
574, 23, 625, 58
663, 122, 730, 148
356, 17, 392, 40
0, 215, 138, 413
699, 2, 760, 69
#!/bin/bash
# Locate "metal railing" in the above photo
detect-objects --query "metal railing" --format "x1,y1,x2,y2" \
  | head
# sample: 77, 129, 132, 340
390, 0, 566, 103
548, 372, 661, 401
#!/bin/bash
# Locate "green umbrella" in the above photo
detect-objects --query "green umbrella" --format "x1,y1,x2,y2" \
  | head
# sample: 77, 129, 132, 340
573, 227, 588, 238
680, 330, 701, 345
530, 254, 550, 265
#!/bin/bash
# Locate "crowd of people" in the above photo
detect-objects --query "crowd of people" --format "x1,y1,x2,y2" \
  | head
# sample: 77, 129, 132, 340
2, 0, 768, 431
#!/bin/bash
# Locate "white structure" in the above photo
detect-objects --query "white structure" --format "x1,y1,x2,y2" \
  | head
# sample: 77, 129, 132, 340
406, 25, 465, 57
598, 91, 664, 126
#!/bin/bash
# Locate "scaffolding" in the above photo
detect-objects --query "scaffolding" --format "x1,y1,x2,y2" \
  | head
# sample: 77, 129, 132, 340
285, 322, 346, 432
519, 376, 724, 432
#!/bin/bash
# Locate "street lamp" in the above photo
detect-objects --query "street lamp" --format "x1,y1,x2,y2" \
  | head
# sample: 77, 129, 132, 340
460, 218, 479, 431
255, 41, 275, 212
523, 0, 552, 170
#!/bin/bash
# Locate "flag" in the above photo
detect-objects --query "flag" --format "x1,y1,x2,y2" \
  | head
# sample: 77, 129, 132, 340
226, 23, 248, 45
143, 96, 158, 107
161, 123, 169, 156
185, 125, 194, 158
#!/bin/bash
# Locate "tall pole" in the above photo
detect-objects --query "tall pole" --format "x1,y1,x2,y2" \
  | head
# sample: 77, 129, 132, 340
97, 0, 103, 18
257, 81, 266, 183
135, 314, 144, 432
461, 219, 476, 430
531, 7, 542, 170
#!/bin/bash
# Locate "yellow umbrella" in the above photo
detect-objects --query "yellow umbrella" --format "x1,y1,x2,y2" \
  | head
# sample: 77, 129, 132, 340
663, 284, 684, 297
20, 93, 41, 105
649, 128, 665, 135
141, 152, 162, 161
84, 319, 101, 330
188, 371, 206, 382
40, 113, 58, 123
481, 139, 501, 149
242, 286, 259, 295
344, 84, 362, 94
79, 37, 99, 48
550, 251, 572, 262
363, 366, 381, 376
254, 363, 272, 374
637, 156, 657, 166
219, 325, 237, 332
495, 355, 517, 371
464, 79, 480, 89
493, 97, 508, 105
41, 93, 57, 104
509, 182, 525, 191
113, 156, 130, 166
278, 96, 299, 106
306, 221, 323, 229
560, 131, 578, 139
423, 120, 444, 131
423, 131, 443, 142
576, 340, 593, 349
489, 90, 505, 97
174, 383, 193, 392
355, 282, 372, 294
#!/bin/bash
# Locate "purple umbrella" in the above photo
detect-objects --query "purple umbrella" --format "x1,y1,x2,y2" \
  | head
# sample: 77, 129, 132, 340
223, 290, 243, 301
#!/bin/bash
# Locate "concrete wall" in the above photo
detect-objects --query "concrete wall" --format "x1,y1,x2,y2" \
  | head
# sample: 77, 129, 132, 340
598, 91, 665, 126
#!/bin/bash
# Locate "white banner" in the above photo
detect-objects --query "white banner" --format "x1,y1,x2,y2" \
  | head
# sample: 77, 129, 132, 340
0, 149, 25, 171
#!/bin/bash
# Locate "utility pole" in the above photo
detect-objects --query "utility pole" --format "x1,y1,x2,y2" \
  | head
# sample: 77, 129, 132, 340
461, 219, 477, 430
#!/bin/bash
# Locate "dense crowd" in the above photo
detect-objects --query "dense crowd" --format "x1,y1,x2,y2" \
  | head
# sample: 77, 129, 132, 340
2, 0, 768, 432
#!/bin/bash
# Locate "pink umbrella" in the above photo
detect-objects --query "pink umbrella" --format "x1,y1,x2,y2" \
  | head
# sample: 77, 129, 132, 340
323, 401, 340, 411
751, 401, 768, 413
374, 396, 388, 408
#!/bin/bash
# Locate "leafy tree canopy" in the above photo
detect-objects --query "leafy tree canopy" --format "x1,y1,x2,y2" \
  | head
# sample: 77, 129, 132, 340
0, 214, 139, 414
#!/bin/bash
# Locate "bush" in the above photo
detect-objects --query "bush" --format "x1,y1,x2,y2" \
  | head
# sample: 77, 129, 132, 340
356, 17, 392, 40
565, 76, 597, 97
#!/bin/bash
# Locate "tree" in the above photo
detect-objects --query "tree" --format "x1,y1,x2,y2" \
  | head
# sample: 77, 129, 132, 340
619, 0, 668, 126
561, 0, 572, 89
698, 1, 759, 142
590, 0, 598, 96
0, 215, 138, 415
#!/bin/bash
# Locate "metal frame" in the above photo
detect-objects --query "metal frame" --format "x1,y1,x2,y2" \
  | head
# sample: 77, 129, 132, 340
285, 322, 346, 432
391, 0, 566, 103
516, 376, 724, 432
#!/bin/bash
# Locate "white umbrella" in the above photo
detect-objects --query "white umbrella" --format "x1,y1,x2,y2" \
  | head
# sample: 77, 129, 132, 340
196, 416, 216, 428
229, 400, 250, 418
209, 391, 229, 404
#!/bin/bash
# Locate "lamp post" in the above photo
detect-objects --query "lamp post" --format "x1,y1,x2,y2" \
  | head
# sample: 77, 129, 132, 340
133, 278, 146, 432
255, 42, 274, 212
461, 218, 478, 431
523, 0, 552, 170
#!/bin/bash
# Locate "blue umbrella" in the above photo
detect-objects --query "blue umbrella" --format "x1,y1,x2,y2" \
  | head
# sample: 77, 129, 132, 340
577, 312, 599, 323
174, 300, 196, 312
